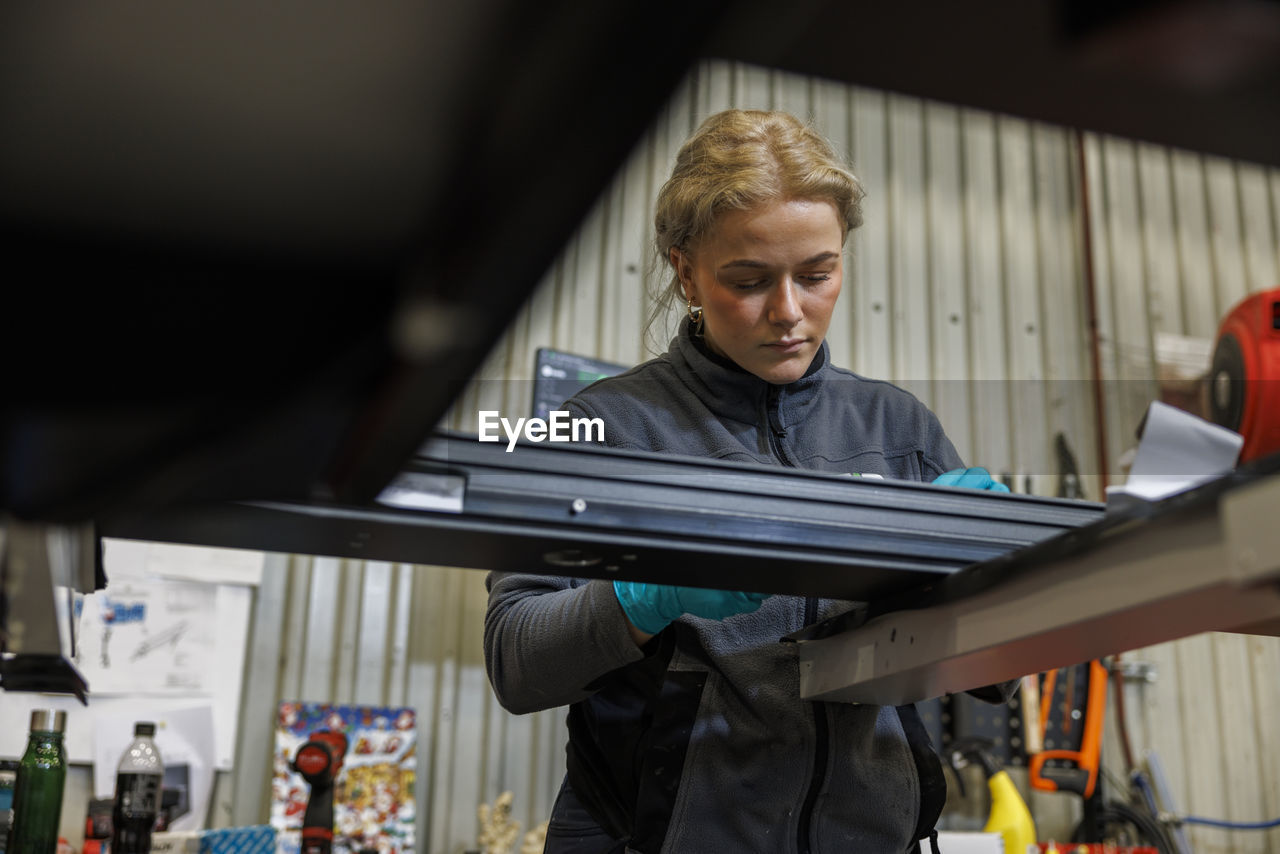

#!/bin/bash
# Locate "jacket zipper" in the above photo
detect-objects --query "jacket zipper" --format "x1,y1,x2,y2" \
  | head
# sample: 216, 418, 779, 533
763, 388, 827, 854
764, 386, 795, 467
797, 596, 828, 854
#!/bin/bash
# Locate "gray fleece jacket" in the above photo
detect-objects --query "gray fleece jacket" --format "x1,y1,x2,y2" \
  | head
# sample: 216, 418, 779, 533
484, 320, 966, 854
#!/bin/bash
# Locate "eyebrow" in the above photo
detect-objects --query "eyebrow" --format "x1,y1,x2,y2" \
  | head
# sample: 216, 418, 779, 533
718, 251, 840, 270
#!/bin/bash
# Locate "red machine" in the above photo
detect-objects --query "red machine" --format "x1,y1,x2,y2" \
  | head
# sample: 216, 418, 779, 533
1209, 287, 1280, 463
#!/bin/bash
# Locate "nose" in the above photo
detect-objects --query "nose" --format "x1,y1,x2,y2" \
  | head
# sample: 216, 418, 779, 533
767, 277, 803, 328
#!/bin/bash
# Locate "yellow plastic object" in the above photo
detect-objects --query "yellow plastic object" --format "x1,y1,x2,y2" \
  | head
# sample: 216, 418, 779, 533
983, 769, 1037, 854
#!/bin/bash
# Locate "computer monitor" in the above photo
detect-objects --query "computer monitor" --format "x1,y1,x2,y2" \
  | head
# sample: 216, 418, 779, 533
532, 348, 628, 420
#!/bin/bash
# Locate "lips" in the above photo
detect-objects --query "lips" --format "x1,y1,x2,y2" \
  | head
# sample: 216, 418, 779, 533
765, 338, 807, 354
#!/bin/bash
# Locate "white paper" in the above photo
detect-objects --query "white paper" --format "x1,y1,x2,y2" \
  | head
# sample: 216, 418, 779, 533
92, 705, 216, 831
75, 580, 217, 695
931, 832, 1003, 854
1107, 400, 1244, 503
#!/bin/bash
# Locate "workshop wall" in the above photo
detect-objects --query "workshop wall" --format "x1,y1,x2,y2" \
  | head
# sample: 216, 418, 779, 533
231, 61, 1280, 852
231, 554, 568, 852
1086, 134, 1280, 854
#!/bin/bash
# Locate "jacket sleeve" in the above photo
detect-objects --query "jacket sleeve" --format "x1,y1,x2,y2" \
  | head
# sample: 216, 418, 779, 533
484, 571, 647, 714
919, 408, 966, 480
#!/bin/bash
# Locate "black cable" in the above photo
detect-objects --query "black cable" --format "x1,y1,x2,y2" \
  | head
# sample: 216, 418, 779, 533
1073, 801, 1179, 854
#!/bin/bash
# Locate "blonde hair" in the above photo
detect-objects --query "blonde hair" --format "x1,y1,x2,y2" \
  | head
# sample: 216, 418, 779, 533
646, 109, 865, 348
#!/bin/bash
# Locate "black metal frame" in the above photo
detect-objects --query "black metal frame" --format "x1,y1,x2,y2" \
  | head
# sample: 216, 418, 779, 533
103, 433, 1104, 601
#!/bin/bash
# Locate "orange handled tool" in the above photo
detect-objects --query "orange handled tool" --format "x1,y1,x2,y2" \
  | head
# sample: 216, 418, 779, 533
1029, 659, 1107, 798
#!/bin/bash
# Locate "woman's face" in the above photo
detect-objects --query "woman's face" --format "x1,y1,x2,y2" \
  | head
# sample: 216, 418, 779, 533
674, 198, 843, 384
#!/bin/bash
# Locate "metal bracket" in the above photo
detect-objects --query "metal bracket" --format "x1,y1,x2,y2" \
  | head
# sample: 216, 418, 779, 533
795, 468, 1280, 705
1109, 659, 1158, 684
0, 517, 96, 700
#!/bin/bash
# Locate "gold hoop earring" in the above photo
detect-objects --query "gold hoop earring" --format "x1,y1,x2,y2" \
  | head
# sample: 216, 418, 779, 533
686, 297, 704, 333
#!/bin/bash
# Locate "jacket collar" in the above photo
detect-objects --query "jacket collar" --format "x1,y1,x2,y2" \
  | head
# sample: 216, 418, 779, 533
668, 319, 830, 429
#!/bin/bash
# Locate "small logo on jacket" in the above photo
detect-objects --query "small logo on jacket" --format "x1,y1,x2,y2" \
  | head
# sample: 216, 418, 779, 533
478, 410, 605, 452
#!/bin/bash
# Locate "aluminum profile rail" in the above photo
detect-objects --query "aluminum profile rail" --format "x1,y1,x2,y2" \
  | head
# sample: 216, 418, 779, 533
104, 433, 1103, 601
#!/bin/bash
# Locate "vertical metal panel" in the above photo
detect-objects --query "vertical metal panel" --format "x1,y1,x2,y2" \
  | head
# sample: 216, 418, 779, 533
1170, 149, 1219, 338
599, 137, 649, 366
418, 566, 458, 854
732, 62, 772, 109
300, 556, 341, 700
1178, 635, 1232, 851
231, 551, 291, 826
386, 563, 413, 708
277, 555, 312, 702
771, 68, 811, 120
887, 94, 931, 397
1136, 144, 1184, 334
851, 86, 893, 383
355, 561, 393, 703
1239, 162, 1279, 293
1212, 633, 1269, 854
1032, 127, 1098, 498
1205, 156, 1251, 313
333, 560, 364, 704
1098, 137, 1159, 463
1083, 132, 1124, 487
696, 59, 733, 119
962, 108, 1012, 476
924, 100, 973, 463
1249, 635, 1280, 853
1133, 641, 1191, 820
444, 573, 490, 851
814, 77, 854, 371
998, 116, 1049, 483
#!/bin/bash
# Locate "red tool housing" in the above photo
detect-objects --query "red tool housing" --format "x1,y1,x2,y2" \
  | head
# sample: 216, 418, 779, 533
1209, 287, 1280, 463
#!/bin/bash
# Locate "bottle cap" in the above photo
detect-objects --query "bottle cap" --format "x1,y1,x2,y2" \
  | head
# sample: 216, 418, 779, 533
29, 710, 67, 733
134, 722, 157, 737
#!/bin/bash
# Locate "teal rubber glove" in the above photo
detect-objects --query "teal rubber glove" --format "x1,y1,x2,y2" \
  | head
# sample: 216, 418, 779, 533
613, 581, 769, 635
933, 466, 1011, 492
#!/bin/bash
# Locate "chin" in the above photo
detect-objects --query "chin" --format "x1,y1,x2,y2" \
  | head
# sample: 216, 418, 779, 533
754, 364, 808, 384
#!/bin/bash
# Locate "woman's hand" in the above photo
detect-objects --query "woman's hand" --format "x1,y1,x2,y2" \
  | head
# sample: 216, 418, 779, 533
932, 466, 1010, 492
613, 581, 769, 641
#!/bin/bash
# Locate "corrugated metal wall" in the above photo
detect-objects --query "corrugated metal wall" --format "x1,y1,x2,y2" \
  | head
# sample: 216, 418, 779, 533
231, 555, 568, 853
232, 61, 1280, 853
1086, 135, 1280, 854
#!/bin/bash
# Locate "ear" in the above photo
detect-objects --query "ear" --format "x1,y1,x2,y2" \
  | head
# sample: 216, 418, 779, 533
669, 248, 695, 300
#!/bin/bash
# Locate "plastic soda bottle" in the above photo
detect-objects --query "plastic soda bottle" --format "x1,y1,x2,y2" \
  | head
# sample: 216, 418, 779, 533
109, 722, 163, 854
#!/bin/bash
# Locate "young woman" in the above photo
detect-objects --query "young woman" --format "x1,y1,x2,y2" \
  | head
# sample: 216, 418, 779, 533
484, 109, 1008, 854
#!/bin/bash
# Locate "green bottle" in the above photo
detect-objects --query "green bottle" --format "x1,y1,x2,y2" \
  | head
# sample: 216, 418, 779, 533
7, 710, 67, 854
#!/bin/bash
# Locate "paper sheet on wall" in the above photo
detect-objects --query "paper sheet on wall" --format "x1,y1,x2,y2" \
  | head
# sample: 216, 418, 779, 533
75, 581, 217, 694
